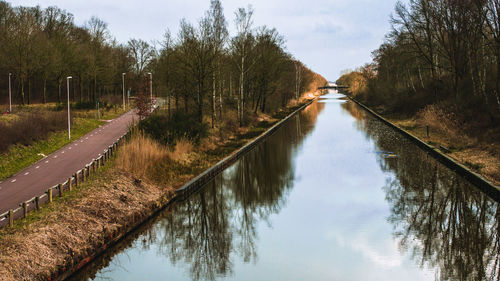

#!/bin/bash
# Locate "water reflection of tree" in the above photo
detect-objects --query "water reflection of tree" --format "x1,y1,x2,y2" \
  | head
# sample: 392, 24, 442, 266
342, 101, 500, 281
148, 102, 324, 281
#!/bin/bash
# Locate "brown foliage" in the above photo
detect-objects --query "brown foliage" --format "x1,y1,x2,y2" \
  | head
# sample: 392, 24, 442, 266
0, 110, 67, 153
115, 133, 193, 180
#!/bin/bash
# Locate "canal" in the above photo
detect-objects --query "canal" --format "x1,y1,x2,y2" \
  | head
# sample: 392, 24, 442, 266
70, 92, 499, 281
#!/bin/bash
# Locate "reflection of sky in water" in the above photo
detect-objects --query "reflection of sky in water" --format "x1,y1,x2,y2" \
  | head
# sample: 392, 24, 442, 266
77, 92, 444, 281
238, 94, 435, 281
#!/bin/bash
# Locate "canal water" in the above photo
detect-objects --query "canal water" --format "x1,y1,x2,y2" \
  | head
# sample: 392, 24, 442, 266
70, 92, 499, 281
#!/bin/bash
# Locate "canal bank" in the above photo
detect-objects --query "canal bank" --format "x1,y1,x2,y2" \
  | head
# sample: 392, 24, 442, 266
0, 95, 320, 281
58, 98, 317, 281
69, 92, 499, 281
347, 96, 500, 202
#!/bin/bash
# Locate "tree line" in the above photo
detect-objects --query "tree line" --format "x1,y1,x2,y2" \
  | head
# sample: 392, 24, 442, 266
338, 0, 500, 119
0, 0, 323, 127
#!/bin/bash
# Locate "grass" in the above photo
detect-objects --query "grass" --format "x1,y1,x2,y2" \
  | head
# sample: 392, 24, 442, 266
464, 161, 485, 172
115, 133, 170, 179
387, 106, 500, 185
0, 117, 103, 181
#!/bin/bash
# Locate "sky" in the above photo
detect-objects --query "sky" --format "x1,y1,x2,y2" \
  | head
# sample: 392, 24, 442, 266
9, 0, 400, 81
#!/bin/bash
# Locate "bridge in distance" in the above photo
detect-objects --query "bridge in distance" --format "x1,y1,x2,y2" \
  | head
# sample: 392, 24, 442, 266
317, 82, 348, 90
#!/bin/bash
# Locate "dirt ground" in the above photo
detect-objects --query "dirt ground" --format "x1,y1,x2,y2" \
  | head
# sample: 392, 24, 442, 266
392, 118, 500, 186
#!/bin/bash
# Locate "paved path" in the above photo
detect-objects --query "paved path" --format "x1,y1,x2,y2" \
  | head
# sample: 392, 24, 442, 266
0, 111, 137, 214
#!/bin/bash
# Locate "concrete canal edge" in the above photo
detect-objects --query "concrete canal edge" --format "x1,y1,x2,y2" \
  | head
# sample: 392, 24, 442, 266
57, 98, 316, 280
173, 98, 316, 201
347, 95, 500, 202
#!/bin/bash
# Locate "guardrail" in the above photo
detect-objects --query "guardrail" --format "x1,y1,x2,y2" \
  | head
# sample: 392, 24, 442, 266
0, 133, 129, 229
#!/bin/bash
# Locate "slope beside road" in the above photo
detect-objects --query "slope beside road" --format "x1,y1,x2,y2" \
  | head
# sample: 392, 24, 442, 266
0, 111, 137, 214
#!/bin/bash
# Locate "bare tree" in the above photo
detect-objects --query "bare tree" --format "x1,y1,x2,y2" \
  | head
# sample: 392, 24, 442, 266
128, 39, 154, 75
232, 6, 254, 126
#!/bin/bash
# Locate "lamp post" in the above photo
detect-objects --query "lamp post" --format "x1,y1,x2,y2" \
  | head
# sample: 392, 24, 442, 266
67, 76, 72, 140
127, 88, 130, 108
8, 73, 12, 112
148, 72, 153, 108
122, 73, 126, 110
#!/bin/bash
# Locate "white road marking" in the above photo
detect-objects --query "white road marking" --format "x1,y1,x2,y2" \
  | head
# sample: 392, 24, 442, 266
90, 134, 93, 137
53, 156, 58, 159
45, 160, 49, 163
61, 151, 65, 154
11, 179, 16, 183
75, 144, 78, 146
68, 147, 72, 150
24, 172, 29, 175
35, 166, 40, 169
85, 137, 89, 140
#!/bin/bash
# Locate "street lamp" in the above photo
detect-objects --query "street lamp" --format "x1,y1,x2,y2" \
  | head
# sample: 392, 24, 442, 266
148, 72, 153, 107
127, 88, 130, 108
122, 73, 126, 110
66, 76, 72, 140
8, 73, 12, 113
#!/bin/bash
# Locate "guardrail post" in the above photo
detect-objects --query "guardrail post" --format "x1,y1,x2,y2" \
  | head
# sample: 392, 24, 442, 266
88, 164, 92, 177
82, 168, 86, 182
22, 202, 28, 218
68, 177, 73, 191
35, 196, 40, 210
9, 210, 13, 227
75, 172, 79, 187
48, 189, 53, 203
58, 183, 63, 197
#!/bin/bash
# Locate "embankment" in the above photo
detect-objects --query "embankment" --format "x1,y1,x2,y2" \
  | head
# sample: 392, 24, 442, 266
347, 95, 500, 201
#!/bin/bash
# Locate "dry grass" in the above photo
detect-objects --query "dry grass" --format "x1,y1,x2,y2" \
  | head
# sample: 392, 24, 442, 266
0, 110, 67, 153
417, 104, 475, 145
166, 137, 194, 163
116, 134, 194, 179
0, 171, 168, 281
115, 133, 169, 179
389, 104, 500, 185
452, 148, 500, 184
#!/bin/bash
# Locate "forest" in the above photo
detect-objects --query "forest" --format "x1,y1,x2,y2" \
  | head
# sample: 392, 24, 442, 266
0, 0, 323, 127
337, 0, 500, 127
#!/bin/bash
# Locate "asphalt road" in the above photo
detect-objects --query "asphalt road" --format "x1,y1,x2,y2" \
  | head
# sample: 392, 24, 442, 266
0, 111, 137, 214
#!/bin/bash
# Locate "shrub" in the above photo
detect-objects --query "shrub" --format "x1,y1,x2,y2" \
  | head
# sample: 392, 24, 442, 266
0, 111, 67, 153
115, 133, 168, 179
138, 111, 208, 146
73, 101, 96, 110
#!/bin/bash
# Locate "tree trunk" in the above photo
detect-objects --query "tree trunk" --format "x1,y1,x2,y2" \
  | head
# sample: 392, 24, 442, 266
167, 91, 171, 119
58, 79, 62, 103
20, 78, 25, 105
197, 84, 203, 124
43, 78, 47, 104
212, 72, 216, 128
262, 93, 267, 112
219, 78, 223, 122
27, 78, 31, 105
